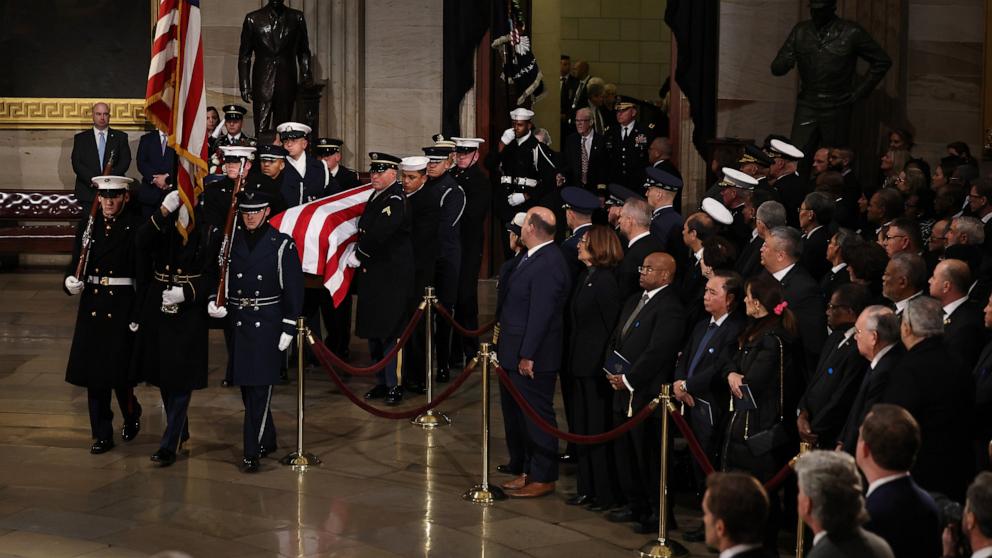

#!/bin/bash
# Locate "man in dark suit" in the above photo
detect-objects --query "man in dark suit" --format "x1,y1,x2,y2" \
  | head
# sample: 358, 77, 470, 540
798, 191, 833, 282
883, 252, 927, 317
767, 138, 808, 229
560, 108, 610, 195
882, 296, 974, 501
761, 226, 828, 378
495, 207, 572, 499
702, 473, 776, 558
796, 451, 895, 558
678, 205, 723, 329
606, 101, 656, 192
615, 198, 665, 302
70, 102, 131, 207
960, 472, 992, 558
735, 192, 781, 281
798, 284, 869, 449
820, 228, 857, 300
931, 259, 986, 370
975, 295, 992, 472
855, 404, 942, 558
135, 128, 177, 219
606, 252, 685, 533
827, 147, 861, 229
837, 306, 902, 454
559, 55, 579, 142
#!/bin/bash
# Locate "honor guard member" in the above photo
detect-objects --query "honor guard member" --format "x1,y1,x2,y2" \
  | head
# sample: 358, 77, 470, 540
496, 108, 555, 235
345, 153, 415, 405
644, 166, 685, 253
719, 167, 760, 252
210, 104, 256, 173
424, 138, 466, 383
132, 183, 223, 467
314, 138, 360, 195
276, 122, 329, 207
606, 101, 655, 192
767, 138, 807, 228
202, 146, 256, 229
450, 137, 492, 364
560, 186, 599, 278
64, 176, 143, 454
207, 190, 303, 473
399, 156, 440, 394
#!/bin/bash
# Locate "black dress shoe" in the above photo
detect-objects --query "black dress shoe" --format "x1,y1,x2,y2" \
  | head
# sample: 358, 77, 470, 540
496, 464, 520, 475
90, 439, 115, 454
558, 453, 576, 464
436, 368, 450, 383
566, 494, 593, 506
240, 457, 260, 473
404, 381, 427, 395
258, 445, 277, 458
221, 379, 232, 388
586, 502, 606, 512
384, 386, 403, 405
121, 420, 140, 441
364, 384, 388, 400
607, 506, 637, 523
151, 448, 177, 467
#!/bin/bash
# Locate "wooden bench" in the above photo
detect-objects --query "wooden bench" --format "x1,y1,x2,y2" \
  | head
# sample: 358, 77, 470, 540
0, 190, 81, 254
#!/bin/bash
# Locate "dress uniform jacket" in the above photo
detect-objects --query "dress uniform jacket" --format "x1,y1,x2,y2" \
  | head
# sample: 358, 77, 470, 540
650, 206, 683, 252
432, 173, 466, 271
327, 164, 360, 195
560, 223, 592, 279
452, 163, 492, 353
798, 329, 867, 448
281, 153, 329, 208
605, 123, 654, 191
496, 133, 553, 222
65, 211, 143, 389
354, 182, 415, 339
407, 181, 441, 300
132, 210, 222, 391
227, 223, 304, 385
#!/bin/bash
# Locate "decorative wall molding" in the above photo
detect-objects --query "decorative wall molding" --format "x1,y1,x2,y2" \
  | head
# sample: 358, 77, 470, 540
0, 98, 147, 130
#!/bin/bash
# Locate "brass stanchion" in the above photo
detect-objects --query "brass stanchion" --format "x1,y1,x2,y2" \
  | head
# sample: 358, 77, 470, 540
280, 316, 321, 470
462, 343, 506, 504
413, 287, 450, 428
639, 384, 689, 558
795, 441, 812, 558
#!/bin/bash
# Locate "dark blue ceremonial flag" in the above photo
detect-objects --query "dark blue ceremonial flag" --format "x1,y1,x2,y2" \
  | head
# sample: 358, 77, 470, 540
491, 0, 545, 107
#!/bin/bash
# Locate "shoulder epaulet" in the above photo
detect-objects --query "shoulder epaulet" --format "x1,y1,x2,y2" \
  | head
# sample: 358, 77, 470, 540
648, 123, 655, 129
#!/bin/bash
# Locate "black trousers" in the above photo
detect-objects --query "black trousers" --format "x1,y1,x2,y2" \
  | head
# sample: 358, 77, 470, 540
501, 368, 559, 483
613, 405, 660, 518
241, 385, 276, 459
434, 256, 459, 371
571, 377, 621, 507
159, 387, 191, 452
403, 317, 428, 387
319, 289, 352, 357
87, 386, 141, 441
499, 378, 528, 475
687, 399, 721, 487
453, 244, 483, 363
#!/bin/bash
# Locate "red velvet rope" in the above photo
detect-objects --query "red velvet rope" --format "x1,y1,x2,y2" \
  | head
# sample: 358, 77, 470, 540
762, 460, 796, 492
318, 307, 425, 376
667, 405, 716, 476
432, 302, 495, 337
309, 337, 477, 419
493, 364, 658, 444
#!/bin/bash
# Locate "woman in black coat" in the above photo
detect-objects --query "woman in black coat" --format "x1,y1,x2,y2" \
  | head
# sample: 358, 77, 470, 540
565, 225, 625, 510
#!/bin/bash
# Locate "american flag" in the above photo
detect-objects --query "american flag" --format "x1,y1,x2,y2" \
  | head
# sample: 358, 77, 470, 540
269, 185, 374, 307
492, 0, 546, 106
144, 0, 208, 242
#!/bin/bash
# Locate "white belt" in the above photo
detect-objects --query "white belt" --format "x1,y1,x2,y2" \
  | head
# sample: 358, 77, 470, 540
86, 276, 134, 286
500, 176, 538, 187
229, 295, 281, 309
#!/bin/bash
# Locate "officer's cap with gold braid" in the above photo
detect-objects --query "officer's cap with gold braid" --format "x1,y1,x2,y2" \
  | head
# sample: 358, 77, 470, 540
368, 152, 401, 172
738, 144, 773, 168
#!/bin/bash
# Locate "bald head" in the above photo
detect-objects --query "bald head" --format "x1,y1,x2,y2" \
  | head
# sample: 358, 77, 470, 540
640, 252, 676, 290
523, 206, 557, 247
929, 258, 972, 303
91, 102, 110, 130
649, 137, 673, 164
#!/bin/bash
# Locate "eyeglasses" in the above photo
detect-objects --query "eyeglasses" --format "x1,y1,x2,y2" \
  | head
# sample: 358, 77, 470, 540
883, 234, 906, 242
637, 266, 655, 274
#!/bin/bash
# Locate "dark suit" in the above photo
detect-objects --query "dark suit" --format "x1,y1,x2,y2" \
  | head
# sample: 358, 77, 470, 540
798, 329, 867, 448
774, 172, 808, 229
944, 298, 986, 371
864, 475, 941, 558
973, 341, 992, 471
776, 265, 828, 381
617, 233, 665, 302
679, 252, 707, 334
496, 253, 526, 474
135, 131, 177, 218
568, 266, 623, 506
71, 127, 131, 206
882, 337, 974, 501
800, 226, 831, 282
808, 527, 894, 558
819, 263, 850, 301
496, 242, 572, 483
736, 235, 764, 280
610, 286, 686, 519
561, 132, 610, 193
838, 344, 903, 453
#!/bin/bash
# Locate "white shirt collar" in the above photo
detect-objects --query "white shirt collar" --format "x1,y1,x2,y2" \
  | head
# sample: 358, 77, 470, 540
527, 239, 555, 258
328, 164, 339, 177
972, 546, 992, 558
831, 262, 847, 274
643, 284, 667, 300
622, 122, 635, 137
228, 132, 242, 140
871, 343, 896, 370
515, 132, 532, 146
866, 472, 910, 497
719, 544, 763, 558
813, 532, 827, 548
93, 127, 109, 140
944, 296, 969, 317
839, 326, 856, 348
842, 168, 852, 176
694, 248, 704, 263
628, 231, 650, 248
772, 263, 796, 282
572, 222, 592, 235
751, 228, 760, 241
653, 204, 673, 215
711, 312, 729, 327
804, 225, 823, 238
288, 151, 307, 178
894, 291, 923, 314
982, 211, 992, 224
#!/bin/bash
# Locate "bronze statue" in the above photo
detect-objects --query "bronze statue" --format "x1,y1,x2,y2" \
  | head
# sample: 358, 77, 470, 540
238, 0, 314, 135
771, 0, 891, 155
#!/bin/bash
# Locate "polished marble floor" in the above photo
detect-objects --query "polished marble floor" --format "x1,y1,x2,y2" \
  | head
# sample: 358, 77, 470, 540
0, 271, 731, 557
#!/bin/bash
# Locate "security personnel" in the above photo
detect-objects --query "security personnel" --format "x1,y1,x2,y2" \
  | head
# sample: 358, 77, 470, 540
606, 101, 655, 192
276, 121, 328, 208
767, 138, 807, 228
560, 186, 599, 278
208, 190, 303, 473
450, 137, 492, 365
64, 176, 143, 454
314, 137, 360, 195
345, 153, 415, 405
424, 139, 466, 383
210, 104, 256, 173
132, 182, 223, 467
496, 108, 555, 227
644, 166, 684, 253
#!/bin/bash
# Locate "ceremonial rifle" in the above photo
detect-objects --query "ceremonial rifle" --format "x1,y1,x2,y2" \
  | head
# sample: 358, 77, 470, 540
74, 148, 117, 280
214, 157, 249, 307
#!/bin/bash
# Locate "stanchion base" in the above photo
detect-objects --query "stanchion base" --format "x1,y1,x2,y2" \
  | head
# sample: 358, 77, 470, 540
411, 410, 451, 429
462, 484, 507, 505
279, 451, 322, 469
638, 538, 689, 558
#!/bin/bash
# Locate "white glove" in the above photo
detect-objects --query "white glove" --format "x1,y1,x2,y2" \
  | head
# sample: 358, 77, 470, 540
278, 332, 293, 352
207, 300, 227, 319
161, 285, 185, 306
345, 251, 361, 268
64, 276, 84, 295
128, 322, 139, 332
501, 128, 515, 145
507, 193, 526, 207
162, 190, 182, 214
